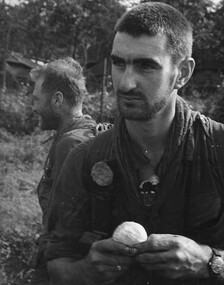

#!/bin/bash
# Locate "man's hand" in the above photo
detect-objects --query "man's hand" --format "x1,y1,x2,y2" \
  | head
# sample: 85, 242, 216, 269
80, 237, 135, 284
133, 234, 212, 280
48, 238, 135, 285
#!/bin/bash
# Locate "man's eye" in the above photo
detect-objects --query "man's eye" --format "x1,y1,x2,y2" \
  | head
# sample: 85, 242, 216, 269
112, 60, 125, 68
135, 62, 153, 71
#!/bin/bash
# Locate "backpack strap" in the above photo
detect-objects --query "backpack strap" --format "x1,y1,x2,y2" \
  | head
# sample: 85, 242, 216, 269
208, 118, 224, 192
83, 129, 116, 238
77, 129, 115, 248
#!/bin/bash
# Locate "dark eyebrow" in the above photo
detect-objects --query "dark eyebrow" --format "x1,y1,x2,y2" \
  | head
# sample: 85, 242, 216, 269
110, 55, 161, 69
133, 58, 161, 69
110, 54, 124, 62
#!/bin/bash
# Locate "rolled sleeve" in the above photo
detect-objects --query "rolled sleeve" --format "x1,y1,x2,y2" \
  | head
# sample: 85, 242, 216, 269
45, 139, 93, 261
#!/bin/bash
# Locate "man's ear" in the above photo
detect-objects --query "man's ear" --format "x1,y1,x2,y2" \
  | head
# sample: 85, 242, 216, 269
51, 91, 64, 107
174, 57, 195, 89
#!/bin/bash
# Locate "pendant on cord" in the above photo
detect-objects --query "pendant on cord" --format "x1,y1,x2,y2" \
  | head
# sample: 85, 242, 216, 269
139, 175, 160, 207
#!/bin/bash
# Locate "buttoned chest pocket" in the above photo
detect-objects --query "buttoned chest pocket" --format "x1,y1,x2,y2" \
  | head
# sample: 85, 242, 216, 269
185, 191, 224, 246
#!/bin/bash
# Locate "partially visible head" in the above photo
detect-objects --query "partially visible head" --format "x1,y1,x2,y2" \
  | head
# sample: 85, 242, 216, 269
30, 57, 86, 107
30, 57, 86, 130
114, 2, 193, 64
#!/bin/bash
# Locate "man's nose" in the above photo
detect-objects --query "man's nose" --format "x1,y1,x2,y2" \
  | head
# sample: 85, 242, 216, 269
119, 67, 137, 92
32, 101, 38, 113
32, 106, 37, 113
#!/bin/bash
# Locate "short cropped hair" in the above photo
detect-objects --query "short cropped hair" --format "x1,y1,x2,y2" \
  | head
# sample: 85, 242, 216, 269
115, 2, 193, 64
30, 57, 86, 106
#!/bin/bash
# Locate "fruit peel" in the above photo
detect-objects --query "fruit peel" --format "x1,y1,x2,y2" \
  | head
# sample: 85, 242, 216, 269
112, 221, 148, 246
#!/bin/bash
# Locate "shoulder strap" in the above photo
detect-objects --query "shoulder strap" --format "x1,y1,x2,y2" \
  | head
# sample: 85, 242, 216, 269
83, 129, 115, 237
209, 118, 224, 188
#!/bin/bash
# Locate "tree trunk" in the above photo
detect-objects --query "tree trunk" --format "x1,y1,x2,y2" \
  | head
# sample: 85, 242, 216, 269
2, 25, 11, 93
1, 0, 11, 94
99, 57, 107, 121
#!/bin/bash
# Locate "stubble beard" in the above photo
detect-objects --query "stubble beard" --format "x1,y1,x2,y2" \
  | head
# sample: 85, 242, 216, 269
40, 111, 60, 131
117, 93, 168, 121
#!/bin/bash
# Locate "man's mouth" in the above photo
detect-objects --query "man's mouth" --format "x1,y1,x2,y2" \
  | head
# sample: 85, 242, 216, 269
119, 94, 141, 100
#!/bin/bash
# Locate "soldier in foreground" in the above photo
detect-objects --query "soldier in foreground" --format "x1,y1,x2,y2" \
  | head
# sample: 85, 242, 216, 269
45, 3, 224, 285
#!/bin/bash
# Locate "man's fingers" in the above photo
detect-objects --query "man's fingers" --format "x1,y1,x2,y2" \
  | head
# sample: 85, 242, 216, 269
91, 238, 132, 255
88, 247, 134, 267
91, 262, 128, 273
133, 234, 180, 253
135, 250, 172, 264
107, 264, 129, 272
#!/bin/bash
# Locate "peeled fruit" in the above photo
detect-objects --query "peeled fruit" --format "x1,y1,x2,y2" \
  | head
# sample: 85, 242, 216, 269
112, 221, 148, 246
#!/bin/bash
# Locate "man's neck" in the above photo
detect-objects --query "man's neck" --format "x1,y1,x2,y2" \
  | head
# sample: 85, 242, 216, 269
125, 97, 176, 154
57, 111, 83, 133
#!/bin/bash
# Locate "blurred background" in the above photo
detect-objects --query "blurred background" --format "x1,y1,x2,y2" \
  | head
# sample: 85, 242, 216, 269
0, 0, 224, 284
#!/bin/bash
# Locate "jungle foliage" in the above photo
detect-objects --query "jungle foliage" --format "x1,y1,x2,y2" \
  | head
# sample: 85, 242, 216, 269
0, 1, 224, 284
